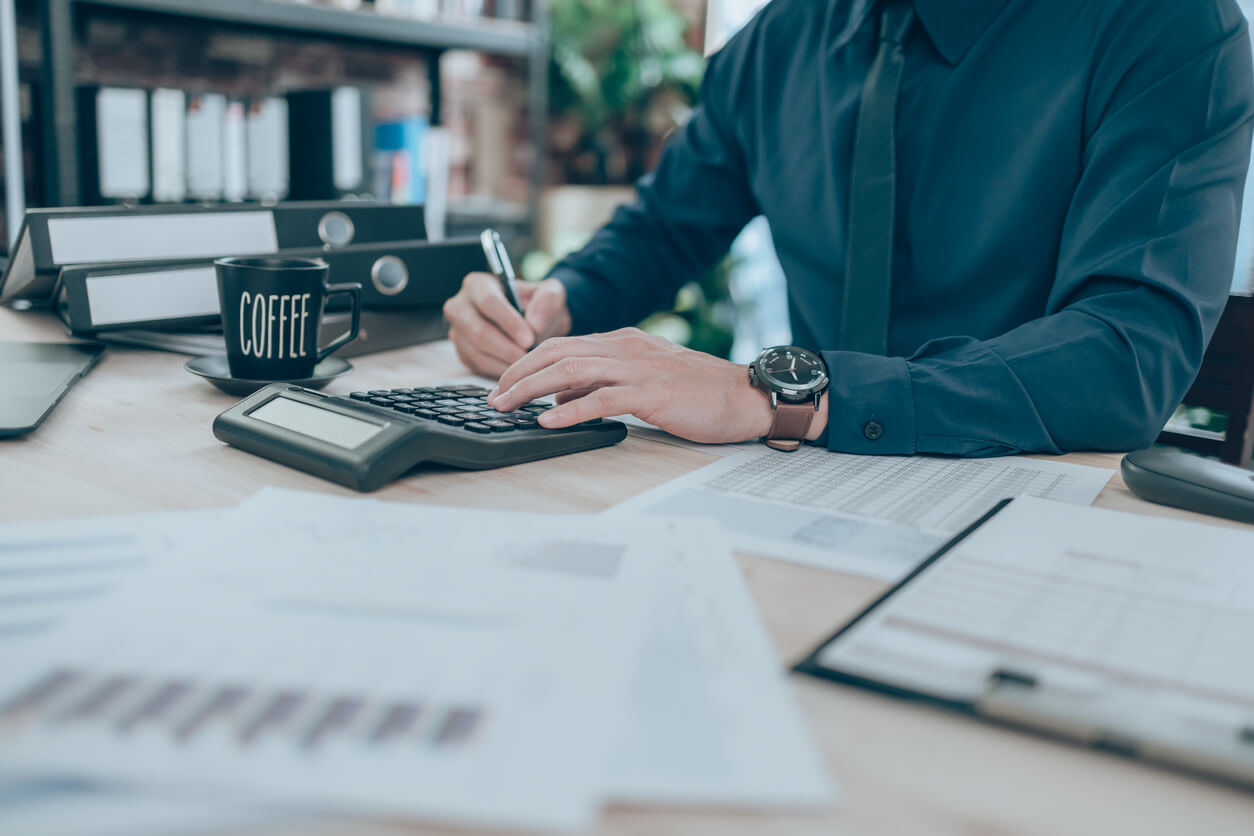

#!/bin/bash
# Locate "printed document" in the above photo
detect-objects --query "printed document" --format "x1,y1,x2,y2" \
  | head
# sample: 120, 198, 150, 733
612, 446, 1113, 580
233, 490, 834, 808
811, 496, 1254, 776
0, 509, 667, 832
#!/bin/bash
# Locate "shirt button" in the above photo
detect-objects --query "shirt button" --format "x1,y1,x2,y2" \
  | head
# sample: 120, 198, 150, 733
863, 421, 884, 441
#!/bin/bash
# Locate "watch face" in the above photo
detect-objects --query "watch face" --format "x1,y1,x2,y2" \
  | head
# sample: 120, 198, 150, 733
756, 346, 828, 395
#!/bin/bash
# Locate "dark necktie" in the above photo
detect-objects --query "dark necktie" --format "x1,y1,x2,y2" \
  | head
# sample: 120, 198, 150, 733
840, 0, 915, 355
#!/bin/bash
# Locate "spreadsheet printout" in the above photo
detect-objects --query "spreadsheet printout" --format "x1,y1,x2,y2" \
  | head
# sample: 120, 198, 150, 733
611, 447, 1113, 580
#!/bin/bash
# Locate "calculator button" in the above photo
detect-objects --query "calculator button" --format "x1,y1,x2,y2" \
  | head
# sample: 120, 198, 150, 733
482, 419, 515, 432
438, 415, 468, 426
434, 398, 463, 406
457, 396, 484, 404
413, 409, 440, 420
463, 422, 492, 434
368, 397, 396, 406
349, 392, 372, 401
506, 417, 539, 429
522, 404, 550, 413
432, 406, 461, 415
392, 404, 421, 414
454, 412, 483, 421
457, 387, 490, 396
368, 390, 392, 396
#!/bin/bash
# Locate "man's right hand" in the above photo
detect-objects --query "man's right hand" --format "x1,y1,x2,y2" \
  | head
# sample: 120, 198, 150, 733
443, 274, 573, 378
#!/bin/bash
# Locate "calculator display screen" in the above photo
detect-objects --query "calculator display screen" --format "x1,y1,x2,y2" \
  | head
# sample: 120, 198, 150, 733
249, 396, 384, 450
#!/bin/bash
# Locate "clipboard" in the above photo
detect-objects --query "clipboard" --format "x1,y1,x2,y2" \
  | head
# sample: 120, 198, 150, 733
794, 497, 1254, 793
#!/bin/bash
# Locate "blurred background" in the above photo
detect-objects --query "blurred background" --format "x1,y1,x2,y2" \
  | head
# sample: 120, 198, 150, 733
0, 0, 1250, 442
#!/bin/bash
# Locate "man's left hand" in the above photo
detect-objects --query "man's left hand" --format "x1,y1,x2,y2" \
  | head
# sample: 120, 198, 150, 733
486, 328, 826, 444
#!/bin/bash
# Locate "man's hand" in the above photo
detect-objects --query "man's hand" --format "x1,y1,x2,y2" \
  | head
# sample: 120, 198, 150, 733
487, 327, 829, 444
443, 275, 573, 378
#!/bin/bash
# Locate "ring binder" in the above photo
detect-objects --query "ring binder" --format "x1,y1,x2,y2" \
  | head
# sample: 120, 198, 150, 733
0, 202, 427, 305
53, 238, 482, 334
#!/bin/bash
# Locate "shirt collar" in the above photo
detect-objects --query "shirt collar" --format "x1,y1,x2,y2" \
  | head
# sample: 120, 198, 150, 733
910, 0, 1009, 65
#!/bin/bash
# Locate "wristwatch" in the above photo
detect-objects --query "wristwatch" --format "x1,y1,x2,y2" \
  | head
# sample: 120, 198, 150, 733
749, 345, 829, 452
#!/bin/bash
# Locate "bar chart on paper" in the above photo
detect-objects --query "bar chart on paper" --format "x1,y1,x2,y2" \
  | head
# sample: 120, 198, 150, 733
612, 446, 1114, 580
0, 521, 657, 833
1, 667, 488, 751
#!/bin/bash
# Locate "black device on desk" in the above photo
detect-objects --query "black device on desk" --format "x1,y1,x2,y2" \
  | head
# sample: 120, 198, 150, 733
213, 383, 627, 491
0, 341, 105, 438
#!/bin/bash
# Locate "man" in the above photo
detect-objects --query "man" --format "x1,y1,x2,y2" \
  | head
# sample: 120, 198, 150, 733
444, 0, 1254, 456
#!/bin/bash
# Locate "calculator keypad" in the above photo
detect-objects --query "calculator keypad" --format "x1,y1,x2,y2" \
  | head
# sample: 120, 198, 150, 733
347, 386, 550, 434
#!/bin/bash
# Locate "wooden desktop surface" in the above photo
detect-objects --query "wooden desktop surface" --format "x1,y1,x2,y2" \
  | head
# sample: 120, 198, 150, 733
3, 307, 1253, 836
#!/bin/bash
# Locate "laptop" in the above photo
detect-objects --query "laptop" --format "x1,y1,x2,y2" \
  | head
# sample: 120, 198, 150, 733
0, 342, 105, 438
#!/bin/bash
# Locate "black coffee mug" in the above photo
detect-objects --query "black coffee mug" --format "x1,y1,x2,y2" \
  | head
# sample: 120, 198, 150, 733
216, 256, 362, 380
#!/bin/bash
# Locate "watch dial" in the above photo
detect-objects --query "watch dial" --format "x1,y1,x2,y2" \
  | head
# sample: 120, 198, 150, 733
760, 348, 825, 390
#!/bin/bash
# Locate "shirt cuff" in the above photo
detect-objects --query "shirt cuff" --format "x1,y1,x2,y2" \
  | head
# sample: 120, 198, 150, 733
818, 351, 917, 455
548, 267, 611, 336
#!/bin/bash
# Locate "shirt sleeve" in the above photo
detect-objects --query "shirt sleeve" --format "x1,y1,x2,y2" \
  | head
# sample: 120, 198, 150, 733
821, 6, 1254, 457
549, 22, 762, 335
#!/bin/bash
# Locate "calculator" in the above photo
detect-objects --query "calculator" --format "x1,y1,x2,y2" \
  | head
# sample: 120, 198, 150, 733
212, 383, 627, 492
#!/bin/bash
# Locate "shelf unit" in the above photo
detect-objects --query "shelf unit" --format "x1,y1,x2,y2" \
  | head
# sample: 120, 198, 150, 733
35, 0, 550, 231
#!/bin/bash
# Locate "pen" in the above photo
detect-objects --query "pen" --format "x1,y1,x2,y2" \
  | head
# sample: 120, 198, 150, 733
480, 229, 525, 315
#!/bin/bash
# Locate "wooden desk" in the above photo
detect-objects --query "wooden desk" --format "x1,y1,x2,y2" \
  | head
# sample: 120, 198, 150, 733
3, 307, 1253, 836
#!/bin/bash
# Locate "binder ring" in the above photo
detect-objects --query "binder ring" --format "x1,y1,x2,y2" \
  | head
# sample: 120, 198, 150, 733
318, 211, 356, 247
371, 256, 409, 296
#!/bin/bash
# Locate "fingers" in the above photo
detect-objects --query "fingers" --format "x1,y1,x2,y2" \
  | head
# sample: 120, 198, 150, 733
444, 273, 533, 376
554, 389, 596, 405
490, 335, 606, 403
523, 280, 570, 343
492, 355, 625, 412
445, 311, 527, 373
466, 272, 536, 349
538, 387, 634, 428
448, 328, 516, 378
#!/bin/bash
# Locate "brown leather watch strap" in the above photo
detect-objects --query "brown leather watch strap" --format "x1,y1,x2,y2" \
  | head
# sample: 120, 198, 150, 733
764, 400, 816, 452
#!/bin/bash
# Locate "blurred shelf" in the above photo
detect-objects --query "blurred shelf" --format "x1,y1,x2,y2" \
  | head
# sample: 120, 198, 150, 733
74, 0, 538, 56
1162, 422, 1226, 443
447, 199, 531, 225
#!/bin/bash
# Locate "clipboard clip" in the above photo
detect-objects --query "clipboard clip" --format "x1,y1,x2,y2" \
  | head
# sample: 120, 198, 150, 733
987, 667, 1038, 690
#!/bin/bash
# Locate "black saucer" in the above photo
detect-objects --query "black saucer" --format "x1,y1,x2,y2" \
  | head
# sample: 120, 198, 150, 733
185, 354, 352, 397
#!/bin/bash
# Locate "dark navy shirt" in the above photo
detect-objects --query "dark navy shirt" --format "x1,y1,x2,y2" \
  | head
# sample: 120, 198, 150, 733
550, 0, 1254, 456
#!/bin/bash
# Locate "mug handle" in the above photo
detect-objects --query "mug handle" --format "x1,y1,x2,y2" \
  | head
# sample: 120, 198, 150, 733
318, 282, 363, 362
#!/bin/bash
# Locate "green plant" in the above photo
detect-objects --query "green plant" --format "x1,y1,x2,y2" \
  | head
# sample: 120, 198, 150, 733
548, 0, 706, 184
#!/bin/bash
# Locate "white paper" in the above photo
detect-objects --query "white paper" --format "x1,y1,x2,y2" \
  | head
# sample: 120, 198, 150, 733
599, 522, 833, 805
0, 511, 285, 836
815, 497, 1254, 755
236, 490, 834, 808
0, 776, 291, 836
0, 506, 664, 833
612, 446, 1114, 580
